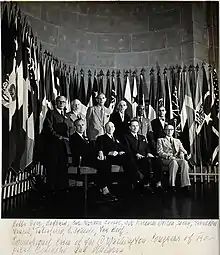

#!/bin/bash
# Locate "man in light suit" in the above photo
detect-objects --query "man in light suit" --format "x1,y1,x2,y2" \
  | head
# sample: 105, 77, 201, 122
66, 99, 86, 135
86, 93, 114, 141
157, 124, 191, 194
136, 105, 152, 139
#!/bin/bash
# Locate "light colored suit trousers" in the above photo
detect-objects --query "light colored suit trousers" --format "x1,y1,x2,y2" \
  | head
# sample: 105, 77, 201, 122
157, 137, 191, 187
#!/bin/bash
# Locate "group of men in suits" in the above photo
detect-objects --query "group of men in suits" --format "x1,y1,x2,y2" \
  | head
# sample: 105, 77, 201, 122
41, 94, 191, 201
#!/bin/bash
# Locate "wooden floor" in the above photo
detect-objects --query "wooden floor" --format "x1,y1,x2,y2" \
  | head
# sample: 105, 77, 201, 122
2, 182, 219, 219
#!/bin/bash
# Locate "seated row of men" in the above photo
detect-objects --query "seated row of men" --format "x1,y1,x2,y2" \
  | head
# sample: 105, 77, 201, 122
41, 94, 191, 202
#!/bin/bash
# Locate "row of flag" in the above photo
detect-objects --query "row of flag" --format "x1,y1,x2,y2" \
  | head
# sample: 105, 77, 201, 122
1, 3, 219, 183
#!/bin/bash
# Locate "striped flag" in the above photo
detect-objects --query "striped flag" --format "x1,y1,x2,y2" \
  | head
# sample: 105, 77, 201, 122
148, 68, 156, 121
124, 73, 132, 117
87, 70, 93, 107
156, 66, 164, 113
78, 69, 87, 115
131, 74, 138, 118
164, 68, 173, 120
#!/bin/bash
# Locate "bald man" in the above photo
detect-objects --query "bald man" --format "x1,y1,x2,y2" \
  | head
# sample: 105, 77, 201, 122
42, 96, 72, 196
110, 100, 131, 139
66, 99, 86, 135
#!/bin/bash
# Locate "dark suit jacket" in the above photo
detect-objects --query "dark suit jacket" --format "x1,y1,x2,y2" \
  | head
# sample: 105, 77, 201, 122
41, 109, 72, 167
123, 133, 150, 158
70, 132, 95, 166
110, 111, 131, 139
96, 134, 125, 156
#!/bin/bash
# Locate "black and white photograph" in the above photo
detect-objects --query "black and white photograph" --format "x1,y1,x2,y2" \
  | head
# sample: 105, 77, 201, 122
1, 1, 219, 220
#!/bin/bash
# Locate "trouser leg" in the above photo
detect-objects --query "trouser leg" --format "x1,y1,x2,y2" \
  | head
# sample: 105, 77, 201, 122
168, 160, 178, 187
177, 159, 191, 187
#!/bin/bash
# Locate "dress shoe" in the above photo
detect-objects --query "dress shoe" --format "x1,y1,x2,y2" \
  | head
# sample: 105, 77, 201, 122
156, 186, 166, 193
169, 186, 177, 194
143, 185, 155, 194
182, 186, 191, 195
102, 193, 118, 202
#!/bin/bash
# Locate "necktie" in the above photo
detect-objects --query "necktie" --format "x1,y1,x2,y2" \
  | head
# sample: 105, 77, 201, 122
100, 107, 104, 121
61, 110, 64, 116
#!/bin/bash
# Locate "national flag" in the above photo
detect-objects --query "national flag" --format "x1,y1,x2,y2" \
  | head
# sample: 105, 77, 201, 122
148, 68, 156, 121
180, 66, 196, 159
111, 70, 117, 104
78, 69, 87, 115
171, 67, 181, 137
138, 71, 147, 117
131, 73, 138, 118
124, 72, 132, 117
211, 68, 219, 164
92, 71, 98, 106
156, 66, 164, 113
164, 67, 173, 120
87, 70, 93, 107
199, 65, 215, 165
2, 5, 18, 174
116, 70, 123, 104
105, 70, 111, 107
98, 70, 104, 94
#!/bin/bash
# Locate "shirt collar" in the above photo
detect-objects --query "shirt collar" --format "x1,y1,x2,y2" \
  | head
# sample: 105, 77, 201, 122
107, 133, 113, 139
159, 117, 165, 121
76, 132, 84, 138
56, 108, 62, 115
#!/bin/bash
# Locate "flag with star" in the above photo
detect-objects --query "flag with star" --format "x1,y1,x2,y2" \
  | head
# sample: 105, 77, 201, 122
210, 68, 219, 165
198, 64, 213, 165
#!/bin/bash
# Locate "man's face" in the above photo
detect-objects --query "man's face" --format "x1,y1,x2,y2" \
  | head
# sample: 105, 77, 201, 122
130, 121, 139, 133
158, 107, 166, 118
106, 122, 115, 135
97, 94, 106, 106
56, 96, 66, 110
137, 105, 145, 116
165, 125, 174, 137
75, 120, 86, 134
71, 100, 81, 112
118, 101, 127, 112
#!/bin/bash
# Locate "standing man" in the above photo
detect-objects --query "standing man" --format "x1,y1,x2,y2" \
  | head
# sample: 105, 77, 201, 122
157, 124, 191, 194
86, 93, 114, 141
122, 119, 164, 194
136, 104, 152, 139
42, 96, 72, 196
149, 106, 173, 154
66, 99, 86, 135
110, 100, 131, 140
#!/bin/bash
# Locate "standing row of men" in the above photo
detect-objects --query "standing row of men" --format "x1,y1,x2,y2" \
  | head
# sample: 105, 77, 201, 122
41, 94, 191, 201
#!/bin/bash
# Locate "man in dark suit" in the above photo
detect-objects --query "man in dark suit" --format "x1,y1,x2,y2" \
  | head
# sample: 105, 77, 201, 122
70, 118, 117, 202
42, 96, 72, 196
110, 100, 131, 140
149, 106, 173, 154
122, 119, 164, 194
96, 121, 131, 188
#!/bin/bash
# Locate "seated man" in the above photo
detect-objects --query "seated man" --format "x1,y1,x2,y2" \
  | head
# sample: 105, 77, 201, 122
122, 119, 164, 194
96, 122, 131, 188
157, 124, 191, 194
69, 118, 117, 202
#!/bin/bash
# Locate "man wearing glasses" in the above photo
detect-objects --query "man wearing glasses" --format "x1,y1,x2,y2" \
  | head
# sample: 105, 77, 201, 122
157, 124, 191, 194
42, 96, 72, 196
